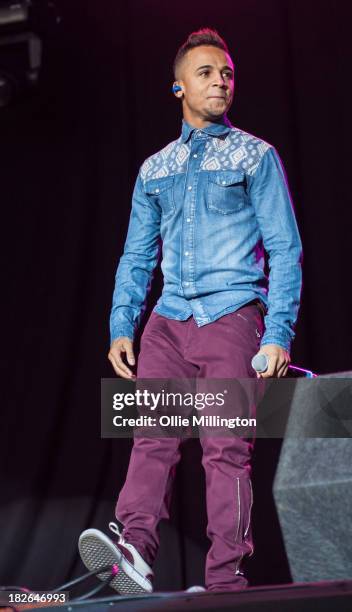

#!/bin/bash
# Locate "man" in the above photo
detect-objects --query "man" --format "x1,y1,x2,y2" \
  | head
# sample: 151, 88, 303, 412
78, 28, 302, 593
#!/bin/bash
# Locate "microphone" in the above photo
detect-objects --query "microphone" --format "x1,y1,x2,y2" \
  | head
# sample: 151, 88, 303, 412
251, 354, 316, 378
251, 353, 268, 373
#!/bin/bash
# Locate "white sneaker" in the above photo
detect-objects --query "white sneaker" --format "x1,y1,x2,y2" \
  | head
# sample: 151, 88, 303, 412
78, 522, 154, 595
186, 585, 206, 592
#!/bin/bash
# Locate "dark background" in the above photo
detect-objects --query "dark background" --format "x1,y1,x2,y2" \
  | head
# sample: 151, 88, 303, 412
1, 0, 351, 594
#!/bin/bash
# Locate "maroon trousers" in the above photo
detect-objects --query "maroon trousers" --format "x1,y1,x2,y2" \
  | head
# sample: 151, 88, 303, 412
115, 302, 264, 591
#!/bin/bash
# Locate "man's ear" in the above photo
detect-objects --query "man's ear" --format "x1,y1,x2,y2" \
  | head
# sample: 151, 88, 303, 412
172, 81, 184, 97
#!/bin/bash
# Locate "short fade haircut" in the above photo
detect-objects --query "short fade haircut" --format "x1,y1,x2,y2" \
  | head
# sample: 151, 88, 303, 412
173, 28, 230, 80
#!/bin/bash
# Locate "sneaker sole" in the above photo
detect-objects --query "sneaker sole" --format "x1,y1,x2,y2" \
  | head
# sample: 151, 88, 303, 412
78, 529, 153, 595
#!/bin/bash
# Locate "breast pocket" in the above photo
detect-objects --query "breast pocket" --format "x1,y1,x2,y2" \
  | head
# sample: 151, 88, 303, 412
207, 170, 247, 214
144, 176, 175, 219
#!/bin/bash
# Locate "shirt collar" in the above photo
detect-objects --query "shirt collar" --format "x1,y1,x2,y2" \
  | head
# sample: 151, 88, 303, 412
180, 116, 232, 143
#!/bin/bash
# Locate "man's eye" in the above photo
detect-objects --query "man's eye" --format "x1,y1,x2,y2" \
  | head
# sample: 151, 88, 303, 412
223, 72, 233, 79
200, 71, 209, 76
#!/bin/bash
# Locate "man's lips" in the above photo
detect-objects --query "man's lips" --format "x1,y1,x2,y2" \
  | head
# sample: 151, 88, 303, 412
207, 96, 226, 99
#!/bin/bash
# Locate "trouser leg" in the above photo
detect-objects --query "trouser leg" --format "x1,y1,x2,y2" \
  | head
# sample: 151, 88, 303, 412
115, 312, 198, 566
185, 303, 264, 590
116, 435, 181, 566
200, 435, 254, 590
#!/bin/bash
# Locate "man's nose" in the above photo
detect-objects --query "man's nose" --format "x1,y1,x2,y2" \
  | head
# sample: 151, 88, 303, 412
212, 73, 226, 87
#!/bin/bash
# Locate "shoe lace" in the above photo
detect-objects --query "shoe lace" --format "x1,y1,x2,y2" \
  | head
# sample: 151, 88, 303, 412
109, 521, 126, 546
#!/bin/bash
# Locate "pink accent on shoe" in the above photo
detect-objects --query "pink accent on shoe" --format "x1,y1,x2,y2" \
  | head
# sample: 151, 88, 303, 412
111, 564, 119, 576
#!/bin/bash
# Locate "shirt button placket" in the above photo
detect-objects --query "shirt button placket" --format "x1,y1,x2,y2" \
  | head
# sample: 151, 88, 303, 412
182, 134, 205, 297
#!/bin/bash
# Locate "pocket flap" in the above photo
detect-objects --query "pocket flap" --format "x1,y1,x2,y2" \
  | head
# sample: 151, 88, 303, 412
144, 176, 174, 195
208, 170, 245, 187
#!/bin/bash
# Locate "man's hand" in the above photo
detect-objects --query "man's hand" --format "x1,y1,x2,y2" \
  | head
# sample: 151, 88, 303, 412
255, 344, 291, 378
108, 337, 136, 379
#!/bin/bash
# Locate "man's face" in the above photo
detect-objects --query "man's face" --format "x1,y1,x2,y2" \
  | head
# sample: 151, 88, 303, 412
176, 45, 235, 122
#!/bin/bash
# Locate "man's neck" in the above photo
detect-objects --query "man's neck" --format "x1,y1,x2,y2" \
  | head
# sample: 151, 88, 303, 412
183, 113, 229, 129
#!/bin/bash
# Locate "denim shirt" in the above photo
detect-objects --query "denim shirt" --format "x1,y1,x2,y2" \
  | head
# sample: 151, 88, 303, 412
110, 118, 302, 352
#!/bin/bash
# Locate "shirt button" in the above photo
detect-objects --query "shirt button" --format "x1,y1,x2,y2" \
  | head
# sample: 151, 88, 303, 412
188, 185, 192, 191
222, 181, 226, 185
185, 251, 189, 256
186, 218, 191, 222
193, 154, 197, 158
155, 188, 160, 193
184, 281, 190, 286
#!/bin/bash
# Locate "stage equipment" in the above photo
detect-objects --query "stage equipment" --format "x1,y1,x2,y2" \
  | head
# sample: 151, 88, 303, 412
273, 371, 352, 582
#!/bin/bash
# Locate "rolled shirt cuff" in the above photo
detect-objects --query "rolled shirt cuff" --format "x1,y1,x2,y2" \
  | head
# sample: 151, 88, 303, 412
110, 327, 135, 346
260, 330, 293, 354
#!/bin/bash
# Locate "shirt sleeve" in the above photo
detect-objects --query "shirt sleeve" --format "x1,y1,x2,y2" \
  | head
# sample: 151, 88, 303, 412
109, 172, 162, 344
248, 146, 303, 352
